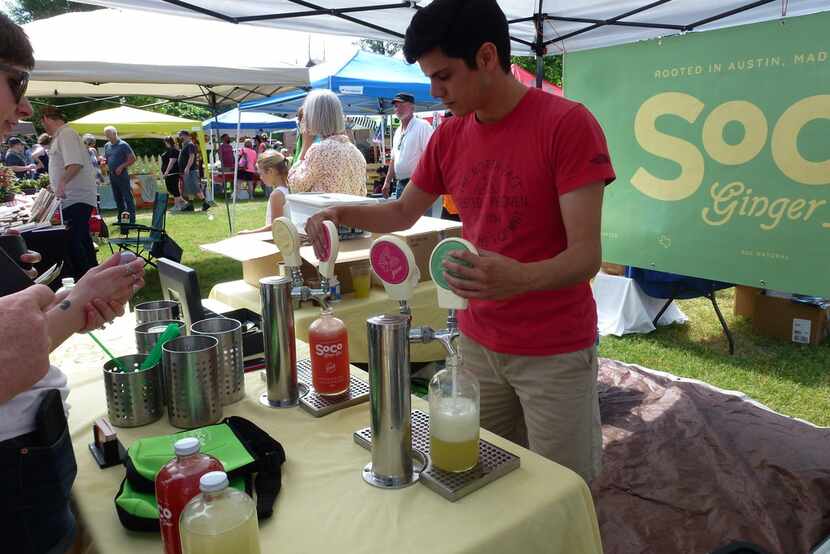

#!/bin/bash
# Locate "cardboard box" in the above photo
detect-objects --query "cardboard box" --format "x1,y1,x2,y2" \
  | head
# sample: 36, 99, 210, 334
751, 293, 829, 345
734, 285, 763, 319
600, 262, 626, 276
200, 235, 283, 287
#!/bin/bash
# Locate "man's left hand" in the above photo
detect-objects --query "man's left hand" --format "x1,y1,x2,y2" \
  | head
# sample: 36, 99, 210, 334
442, 249, 532, 301
115, 167, 123, 176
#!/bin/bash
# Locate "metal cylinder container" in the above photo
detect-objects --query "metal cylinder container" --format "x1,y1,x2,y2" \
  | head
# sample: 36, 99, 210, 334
134, 300, 180, 325
191, 317, 245, 405
259, 276, 303, 408
363, 314, 417, 489
162, 335, 222, 429
135, 319, 186, 355
103, 354, 163, 428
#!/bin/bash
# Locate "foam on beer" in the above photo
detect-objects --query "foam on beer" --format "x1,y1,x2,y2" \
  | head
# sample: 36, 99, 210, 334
431, 397, 479, 443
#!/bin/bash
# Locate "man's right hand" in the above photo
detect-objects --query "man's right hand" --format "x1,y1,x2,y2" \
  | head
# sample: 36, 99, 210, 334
304, 208, 339, 260
381, 179, 391, 198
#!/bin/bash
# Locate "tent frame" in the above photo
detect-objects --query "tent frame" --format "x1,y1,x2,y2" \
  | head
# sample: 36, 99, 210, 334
156, 0, 781, 84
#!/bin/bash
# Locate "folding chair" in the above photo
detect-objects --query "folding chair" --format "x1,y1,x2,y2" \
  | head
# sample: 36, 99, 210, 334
107, 192, 169, 267
626, 267, 736, 354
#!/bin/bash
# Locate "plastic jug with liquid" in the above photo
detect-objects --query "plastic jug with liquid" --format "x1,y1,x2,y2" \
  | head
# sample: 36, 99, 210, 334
155, 437, 223, 554
180, 471, 261, 554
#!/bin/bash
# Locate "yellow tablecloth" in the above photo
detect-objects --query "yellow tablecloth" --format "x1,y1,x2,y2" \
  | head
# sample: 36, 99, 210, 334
55, 312, 603, 554
209, 279, 452, 363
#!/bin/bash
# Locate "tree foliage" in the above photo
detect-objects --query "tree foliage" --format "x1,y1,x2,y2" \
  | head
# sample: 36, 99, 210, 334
359, 39, 402, 58
7, 0, 98, 24
510, 55, 563, 87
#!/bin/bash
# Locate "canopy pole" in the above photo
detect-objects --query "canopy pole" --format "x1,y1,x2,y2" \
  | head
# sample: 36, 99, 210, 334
534, 0, 544, 88
207, 91, 232, 235
232, 103, 242, 235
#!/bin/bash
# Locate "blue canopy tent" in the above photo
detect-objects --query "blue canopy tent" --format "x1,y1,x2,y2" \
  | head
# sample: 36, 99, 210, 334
202, 108, 296, 132
239, 49, 442, 115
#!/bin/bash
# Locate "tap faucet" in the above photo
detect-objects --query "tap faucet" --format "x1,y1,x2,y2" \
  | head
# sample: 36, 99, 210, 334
290, 274, 331, 310
408, 309, 459, 358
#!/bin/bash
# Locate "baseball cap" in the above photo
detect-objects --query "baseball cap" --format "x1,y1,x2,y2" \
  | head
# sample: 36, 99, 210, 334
7, 137, 24, 146
392, 92, 415, 104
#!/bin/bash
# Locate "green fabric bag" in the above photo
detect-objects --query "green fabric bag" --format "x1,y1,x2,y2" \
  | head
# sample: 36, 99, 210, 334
114, 416, 285, 532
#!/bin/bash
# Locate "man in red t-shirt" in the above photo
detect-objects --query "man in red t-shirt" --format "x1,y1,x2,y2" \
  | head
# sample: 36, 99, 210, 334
305, 0, 615, 482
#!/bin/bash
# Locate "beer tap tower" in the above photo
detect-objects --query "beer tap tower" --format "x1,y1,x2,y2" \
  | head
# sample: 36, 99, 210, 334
361, 236, 478, 488
259, 217, 340, 409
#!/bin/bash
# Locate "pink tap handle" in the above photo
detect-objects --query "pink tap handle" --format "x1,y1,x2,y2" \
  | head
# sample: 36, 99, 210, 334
370, 240, 410, 285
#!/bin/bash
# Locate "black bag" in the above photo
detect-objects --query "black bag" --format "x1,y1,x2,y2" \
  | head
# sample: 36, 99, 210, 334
150, 234, 183, 263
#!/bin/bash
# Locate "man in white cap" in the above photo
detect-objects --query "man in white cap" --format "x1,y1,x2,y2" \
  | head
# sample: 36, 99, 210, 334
382, 92, 434, 199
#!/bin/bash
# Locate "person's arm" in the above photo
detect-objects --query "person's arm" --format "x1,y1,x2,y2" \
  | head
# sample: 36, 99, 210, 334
304, 182, 437, 257
185, 147, 195, 173
238, 190, 286, 235
163, 157, 176, 177
0, 285, 54, 403
46, 253, 145, 351
443, 182, 604, 301
55, 164, 82, 198
117, 144, 136, 175
381, 157, 396, 197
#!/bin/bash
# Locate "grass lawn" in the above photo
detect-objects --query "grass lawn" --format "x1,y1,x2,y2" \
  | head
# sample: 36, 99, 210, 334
100, 198, 830, 427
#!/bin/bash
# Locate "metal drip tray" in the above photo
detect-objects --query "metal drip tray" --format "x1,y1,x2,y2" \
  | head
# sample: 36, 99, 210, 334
295, 359, 370, 417
353, 409, 521, 502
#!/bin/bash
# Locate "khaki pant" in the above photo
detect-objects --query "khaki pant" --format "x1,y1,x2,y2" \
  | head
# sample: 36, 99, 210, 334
459, 334, 602, 483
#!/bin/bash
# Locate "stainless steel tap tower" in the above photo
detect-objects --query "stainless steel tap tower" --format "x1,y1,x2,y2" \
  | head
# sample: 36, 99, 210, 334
259, 276, 305, 408
363, 314, 418, 488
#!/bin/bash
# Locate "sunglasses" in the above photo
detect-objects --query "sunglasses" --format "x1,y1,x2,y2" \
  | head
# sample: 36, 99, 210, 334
0, 63, 30, 104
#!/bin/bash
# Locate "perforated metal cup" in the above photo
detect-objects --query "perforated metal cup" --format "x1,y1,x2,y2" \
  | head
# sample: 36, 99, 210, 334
135, 320, 186, 355
103, 354, 163, 428
191, 318, 245, 405
135, 300, 180, 324
162, 335, 222, 429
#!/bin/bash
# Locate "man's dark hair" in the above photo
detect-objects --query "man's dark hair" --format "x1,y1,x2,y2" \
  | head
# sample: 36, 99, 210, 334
178, 129, 191, 137
0, 12, 35, 69
40, 105, 66, 122
403, 0, 510, 73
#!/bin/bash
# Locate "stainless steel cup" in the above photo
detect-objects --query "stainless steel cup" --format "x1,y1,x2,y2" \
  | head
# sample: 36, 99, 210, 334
103, 354, 163, 428
191, 317, 245, 405
135, 320, 186, 355
162, 335, 222, 429
134, 300, 180, 324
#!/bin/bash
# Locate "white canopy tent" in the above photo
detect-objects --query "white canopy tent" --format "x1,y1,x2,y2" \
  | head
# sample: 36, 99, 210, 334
75, 1, 829, 58
22, 8, 361, 106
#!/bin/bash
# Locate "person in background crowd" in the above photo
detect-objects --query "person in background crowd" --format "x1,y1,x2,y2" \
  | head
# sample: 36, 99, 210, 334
4, 136, 34, 178
218, 133, 235, 173
382, 92, 433, 199
41, 105, 99, 279
305, 0, 615, 484
292, 107, 305, 167
177, 129, 209, 211
255, 133, 268, 155
288, 90, 366, 196
103, 125, 136, 223
236, 138, 258, 199
82, 133, 104, 185
237, 149, 290, 235
31, 132, 50, 176
0, 13, 148, 554
160, 135, 184, 211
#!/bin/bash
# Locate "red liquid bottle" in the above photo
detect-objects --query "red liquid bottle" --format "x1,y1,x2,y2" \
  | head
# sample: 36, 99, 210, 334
155, 437, 223, 554
308, 307, 350, 395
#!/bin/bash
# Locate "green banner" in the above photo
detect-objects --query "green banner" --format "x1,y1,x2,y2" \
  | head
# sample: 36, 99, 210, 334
565, 13, 830, 296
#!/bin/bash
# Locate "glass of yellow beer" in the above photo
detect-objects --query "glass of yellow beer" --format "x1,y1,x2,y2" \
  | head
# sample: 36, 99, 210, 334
350, 262, 372, 298
429, 355, 480, 473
